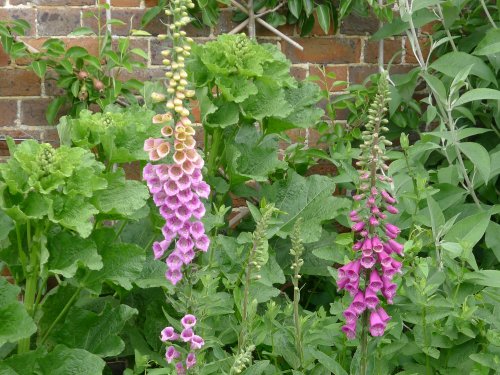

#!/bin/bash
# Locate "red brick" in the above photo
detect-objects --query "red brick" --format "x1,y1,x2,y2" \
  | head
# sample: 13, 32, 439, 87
83, 8, 144, 36
37, 8, 81, 36
290, 66, 307, 81
0, 69, 41, 96
405, 37, 430, 64
145, 12, 210, 37
145, 0, 157, 6
0, 9, 36, 36
365, 38, 402, 64
20, 0, 95, 5
0, 100, 18, 127
283, 37, 361, 64
309, 65, 347, 92
420, 20, 439, 34
340, 13, 379, 35
20, 98, 54, 126
151, 38, 172, 65
99, 0, 142, 6
256, 18, 295, 37
0, 130, 43, 157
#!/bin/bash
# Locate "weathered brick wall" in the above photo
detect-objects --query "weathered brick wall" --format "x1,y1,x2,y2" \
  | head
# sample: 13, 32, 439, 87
0, 0, 419, 158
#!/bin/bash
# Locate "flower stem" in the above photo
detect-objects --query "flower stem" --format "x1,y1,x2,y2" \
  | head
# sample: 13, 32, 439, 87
359, 309, 369, 375
207, 128, 222, 177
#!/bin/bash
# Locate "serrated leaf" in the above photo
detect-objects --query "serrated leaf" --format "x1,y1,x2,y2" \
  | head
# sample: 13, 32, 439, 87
91, 170, 149, 218
225, 125, 287, 185
262, 171, 350, 243
51, 303, 137, 357
240, 78, 292, 121
47, 232, 102, 278
82, 229, 145, 292
0, 278, 37, 346
37, 345, 105, 374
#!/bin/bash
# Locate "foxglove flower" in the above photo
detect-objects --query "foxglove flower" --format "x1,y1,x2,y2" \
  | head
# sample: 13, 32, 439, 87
142, 3, 210, 287
337, 72, 403, 339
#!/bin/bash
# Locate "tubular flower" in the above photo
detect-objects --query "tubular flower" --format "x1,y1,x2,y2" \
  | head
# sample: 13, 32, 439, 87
142, 0, 209, 287
160, 314, 204, 371
337, 72, 403, 339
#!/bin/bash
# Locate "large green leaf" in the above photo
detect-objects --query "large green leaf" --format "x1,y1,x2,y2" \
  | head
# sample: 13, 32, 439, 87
51, 195, 98, 238
225, 126, 287, 185
262, 171, 350, 243
430, 52, 497, 84
240, 78, 292, 121
443, 211, 491, 248
474, 28, 500, 56
82, 229, 145, 292
47, 232, 102, 278
37, 345, 105, 374
457, 142, 491, 183
51, 303, 137, 357
91, 170, 149, 218
454, 88, 500, 106
463, 271, 500, 288
267, 82, 324, 132
0, 278, 37, 346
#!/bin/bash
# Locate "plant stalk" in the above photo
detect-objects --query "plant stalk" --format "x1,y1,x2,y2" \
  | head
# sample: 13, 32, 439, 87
207, 128, 223, 177
359, 309, 369, 375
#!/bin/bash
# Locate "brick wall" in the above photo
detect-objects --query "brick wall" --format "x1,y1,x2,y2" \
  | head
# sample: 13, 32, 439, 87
0, 0, 419, 158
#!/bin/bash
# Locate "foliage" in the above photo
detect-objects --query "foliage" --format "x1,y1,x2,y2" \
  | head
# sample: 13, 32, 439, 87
1, 1, 500, 374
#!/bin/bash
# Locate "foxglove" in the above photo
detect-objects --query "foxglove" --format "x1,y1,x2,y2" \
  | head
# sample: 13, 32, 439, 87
142, 0, 209, 287
337, 72, 404, 339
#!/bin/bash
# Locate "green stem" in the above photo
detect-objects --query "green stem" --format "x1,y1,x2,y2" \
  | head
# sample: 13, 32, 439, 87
40, 286, 82, 346
114, 219, 128, 241
18, 221, 39, 354
207, 128, 223, 176
292, 274, 303, 365
15, 224, 27, 275
422, 306, 431, 375
359, 310, 369, 375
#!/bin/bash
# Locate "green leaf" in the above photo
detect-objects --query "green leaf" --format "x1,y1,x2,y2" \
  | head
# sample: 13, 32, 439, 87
240, 78, 292, 121
302, 0, 314, 16
130, 48, 148, 60
426, 195, 445, 239
474, 28, 500, 56
242, 361, 271, 375
430, 52, 497, 84
262, 171, 350, 243
421, 72, 447, 105
486, 221, 500, 262
225, 125, 287, 185
46, 97, 66, 125
464, 271, 500, 288
309, 348, 348, 375
288, 0, 302, 18
0, 278, 37, 346
51, 195, 98, 238
68, 27, 95, 37
65, 46, 89, 59
443, 211, 491, 248
316, 5, 331, 34
47, 232, 102, 278
37, 345, 105, 375
91, 170, 149, 218
372, 8, 437, 40
454, 88, 500, 106
267, 81, 323, 132
30, 60, 47, 79
83, 229, 145, 292
457, 142, 491, 183
50, 304, 137, 357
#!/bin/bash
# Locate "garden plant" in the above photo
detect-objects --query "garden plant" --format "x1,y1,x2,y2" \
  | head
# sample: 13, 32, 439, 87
1, 0, 500, 374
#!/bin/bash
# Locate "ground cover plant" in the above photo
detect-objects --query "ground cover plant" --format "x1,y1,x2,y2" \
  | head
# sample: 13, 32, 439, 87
0, 0, 500, 374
